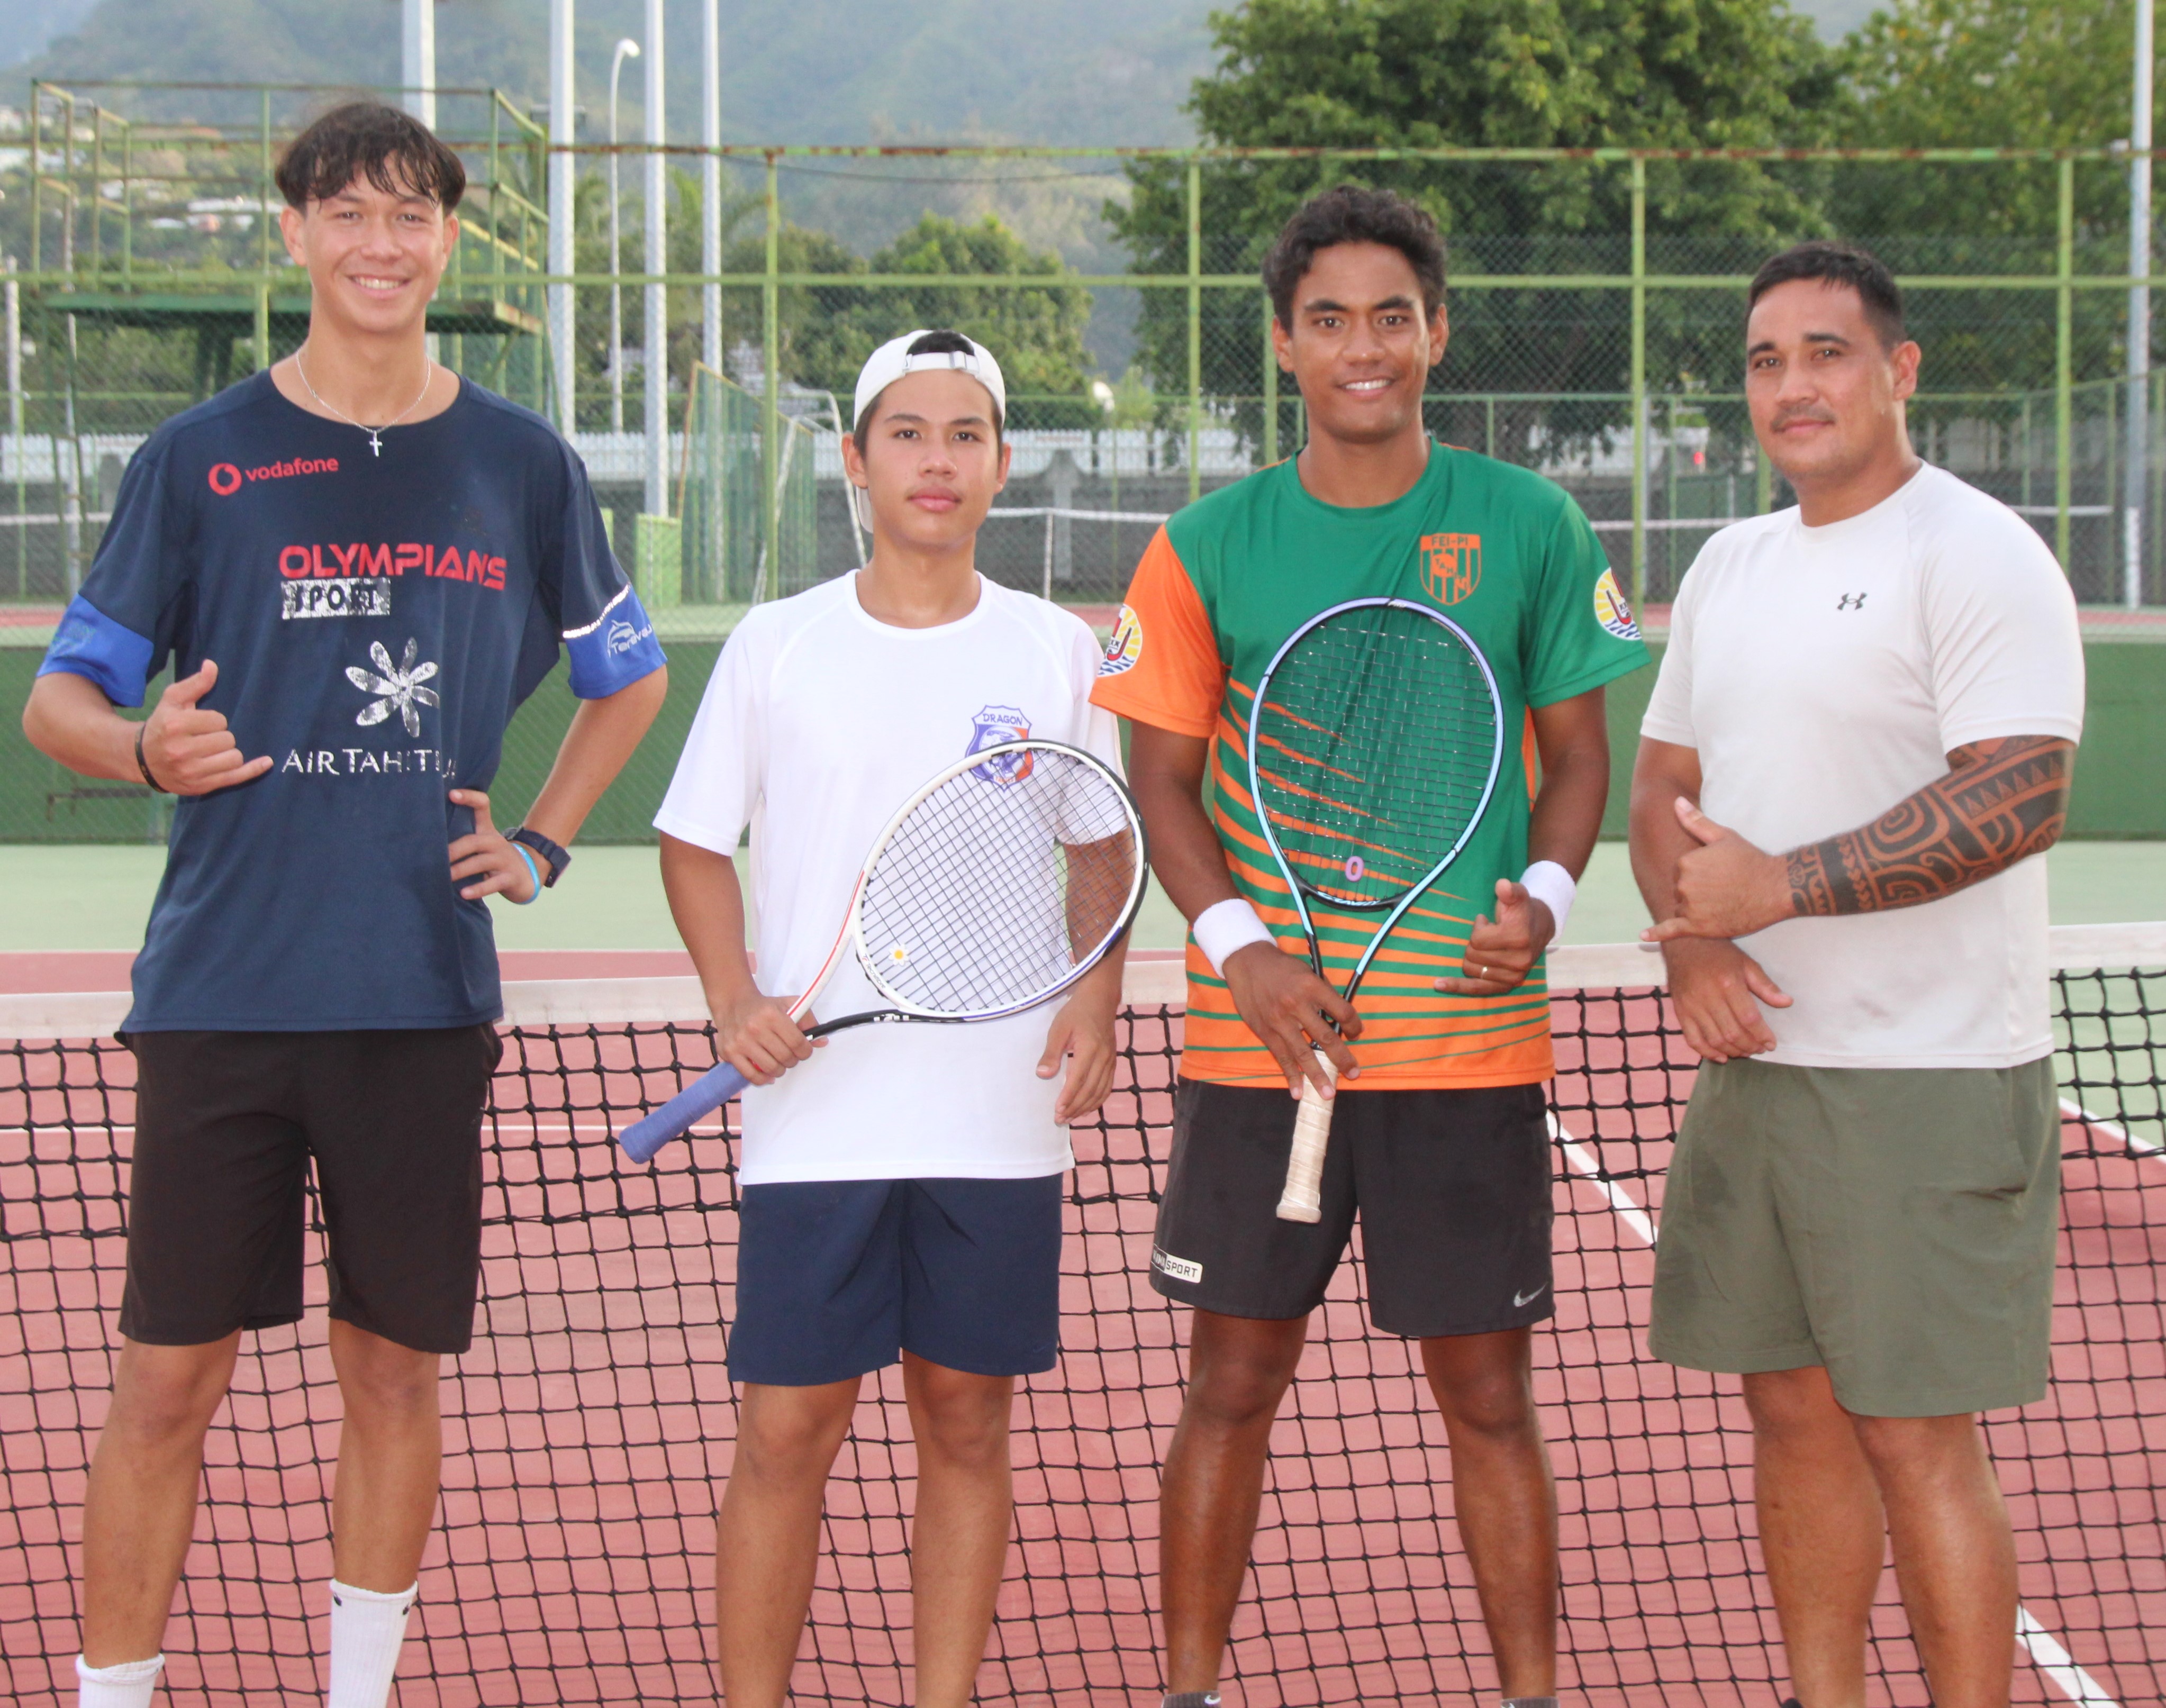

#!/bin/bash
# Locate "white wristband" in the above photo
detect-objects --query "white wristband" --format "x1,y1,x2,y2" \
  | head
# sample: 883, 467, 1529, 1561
1518, 860, 1576, 940
1192, 897, 1275, 976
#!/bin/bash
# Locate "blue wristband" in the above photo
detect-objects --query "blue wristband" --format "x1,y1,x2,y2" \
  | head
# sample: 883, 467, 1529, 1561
508, 842, 542, 905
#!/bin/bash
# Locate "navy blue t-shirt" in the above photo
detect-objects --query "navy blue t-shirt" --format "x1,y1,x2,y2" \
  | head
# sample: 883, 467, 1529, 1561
38, 370, 667, 1031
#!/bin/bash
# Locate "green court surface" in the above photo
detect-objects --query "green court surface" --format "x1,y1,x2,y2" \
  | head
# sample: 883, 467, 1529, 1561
2, 841, 2160, 955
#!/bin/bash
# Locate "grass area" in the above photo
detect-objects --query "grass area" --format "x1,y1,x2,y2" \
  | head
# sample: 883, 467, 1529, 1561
3, 841, 2161, 954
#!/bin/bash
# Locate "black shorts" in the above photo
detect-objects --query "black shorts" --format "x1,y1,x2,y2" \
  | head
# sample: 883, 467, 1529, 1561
1149, 1078, 1555, 1339
119, 1025, 502, 1354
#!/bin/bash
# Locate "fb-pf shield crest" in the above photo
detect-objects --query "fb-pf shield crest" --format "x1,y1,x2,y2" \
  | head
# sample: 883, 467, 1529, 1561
1421, 533, 1481, 605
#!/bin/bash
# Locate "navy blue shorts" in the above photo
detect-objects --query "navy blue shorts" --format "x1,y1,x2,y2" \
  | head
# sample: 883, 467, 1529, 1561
728, 1175, 1064, 1386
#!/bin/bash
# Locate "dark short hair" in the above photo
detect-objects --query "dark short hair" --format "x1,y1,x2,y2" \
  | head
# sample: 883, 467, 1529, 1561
1747, 241, 1905, 348
1262, 185, 1447, 329
850, 329, 1004, 456
275, 102, 466, 213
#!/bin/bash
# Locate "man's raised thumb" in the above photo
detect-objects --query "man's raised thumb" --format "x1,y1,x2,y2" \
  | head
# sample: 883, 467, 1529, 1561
1672, 795, 1724, 844
166, 658, 218, 705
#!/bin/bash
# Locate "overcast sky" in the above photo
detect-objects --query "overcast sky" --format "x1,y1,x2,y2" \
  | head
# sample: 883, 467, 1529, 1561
1796, 0, 1883, 40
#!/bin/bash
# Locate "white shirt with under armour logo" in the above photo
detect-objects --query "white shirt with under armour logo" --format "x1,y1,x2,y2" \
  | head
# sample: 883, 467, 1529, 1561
1642, 462, 2086, 1069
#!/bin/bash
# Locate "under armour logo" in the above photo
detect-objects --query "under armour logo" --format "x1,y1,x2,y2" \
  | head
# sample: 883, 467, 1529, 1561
1836, 592, 1868, 611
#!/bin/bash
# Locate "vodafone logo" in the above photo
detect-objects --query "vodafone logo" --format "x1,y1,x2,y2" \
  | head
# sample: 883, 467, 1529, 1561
207, 456, 339, 497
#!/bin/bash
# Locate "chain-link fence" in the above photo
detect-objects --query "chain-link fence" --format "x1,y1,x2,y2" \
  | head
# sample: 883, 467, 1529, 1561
5, 85, 2165, 616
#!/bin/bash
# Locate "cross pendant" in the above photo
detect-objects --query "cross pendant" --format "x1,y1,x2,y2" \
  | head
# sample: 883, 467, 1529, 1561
368, 430, 383, 457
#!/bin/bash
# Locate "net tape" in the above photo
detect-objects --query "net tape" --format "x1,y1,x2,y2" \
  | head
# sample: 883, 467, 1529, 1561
2, 929, 2162, 1706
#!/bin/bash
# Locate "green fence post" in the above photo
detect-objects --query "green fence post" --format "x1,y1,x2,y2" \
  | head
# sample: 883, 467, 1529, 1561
1630, 157, 1647, 608
2022, 394, 2034, 511
88, 104, 102, 287
253, 281, 270, 373
2107, 375, 2119, 529
1187, 158, 1202, 503
1262, 293, 1277, 467
258, 89, 273, 286
120, 115, 132, 286
2056, 155, 2074, 574
762, 152, 781, 602
488, 93, 503, 303
28, 87, 40, 274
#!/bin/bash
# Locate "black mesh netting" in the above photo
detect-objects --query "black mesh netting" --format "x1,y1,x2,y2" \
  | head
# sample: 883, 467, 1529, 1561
2, 968, 2161, 1705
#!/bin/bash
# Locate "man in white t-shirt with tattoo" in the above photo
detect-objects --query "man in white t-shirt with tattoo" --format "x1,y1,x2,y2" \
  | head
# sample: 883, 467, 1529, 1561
1630, 242, 2083, 1708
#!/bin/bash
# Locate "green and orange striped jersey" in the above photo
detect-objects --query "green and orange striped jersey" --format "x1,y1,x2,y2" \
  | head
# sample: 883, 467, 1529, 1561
1091, 445, 1650, 1088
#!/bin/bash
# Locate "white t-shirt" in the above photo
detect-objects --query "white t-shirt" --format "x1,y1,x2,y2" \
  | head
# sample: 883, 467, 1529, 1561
655, 572, 1123, 1184
1641, 464, 2085, 1069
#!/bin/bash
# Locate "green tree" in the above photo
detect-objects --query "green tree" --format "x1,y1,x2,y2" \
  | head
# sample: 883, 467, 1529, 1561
731, 213, 1097, 425
870, 214, 1095, 413
1839, 0, 2144, 387
1112, 0, 1845, 456
716, 223, 869, 408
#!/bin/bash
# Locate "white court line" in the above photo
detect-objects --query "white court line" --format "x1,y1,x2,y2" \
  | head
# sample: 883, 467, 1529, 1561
2017, 1609, 2122, 1707
2059, 1095, 2164, 1160
1551, 1109, 2120, 1708
1549, 1110, 1657, 1246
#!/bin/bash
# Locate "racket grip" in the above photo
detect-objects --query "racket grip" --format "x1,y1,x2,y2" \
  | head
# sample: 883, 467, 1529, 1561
1275, 1052, 1338, 1223
619, 1060, 753, 1164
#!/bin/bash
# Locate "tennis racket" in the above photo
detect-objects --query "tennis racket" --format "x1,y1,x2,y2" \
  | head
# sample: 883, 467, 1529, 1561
620, 738, 1147, 1163
1245, 597, 1505, 1222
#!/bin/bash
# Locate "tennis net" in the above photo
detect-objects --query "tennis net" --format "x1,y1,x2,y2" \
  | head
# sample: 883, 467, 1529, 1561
2, 931, 2161, 1706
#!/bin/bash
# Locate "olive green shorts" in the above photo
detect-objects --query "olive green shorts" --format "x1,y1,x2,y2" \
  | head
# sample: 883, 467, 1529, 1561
1647, 1055, 2061, 1418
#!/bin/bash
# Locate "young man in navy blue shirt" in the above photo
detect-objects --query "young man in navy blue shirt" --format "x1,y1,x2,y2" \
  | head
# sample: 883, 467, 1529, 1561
22, 104, 667, 1708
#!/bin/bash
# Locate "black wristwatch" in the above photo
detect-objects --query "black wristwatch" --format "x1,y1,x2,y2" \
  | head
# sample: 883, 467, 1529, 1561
507, 826, 572, 888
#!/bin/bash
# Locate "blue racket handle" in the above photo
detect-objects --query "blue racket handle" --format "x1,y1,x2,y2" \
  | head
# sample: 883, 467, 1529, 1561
619, 1059, 751, 1163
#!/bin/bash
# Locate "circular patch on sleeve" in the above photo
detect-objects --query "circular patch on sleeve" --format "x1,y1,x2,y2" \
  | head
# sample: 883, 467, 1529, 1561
1593, 568, 1642, 641
1099, 604, 1144, 676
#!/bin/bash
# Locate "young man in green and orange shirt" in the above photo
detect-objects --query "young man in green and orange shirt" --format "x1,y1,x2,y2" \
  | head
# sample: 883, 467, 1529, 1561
1092, 185, 1647, 1708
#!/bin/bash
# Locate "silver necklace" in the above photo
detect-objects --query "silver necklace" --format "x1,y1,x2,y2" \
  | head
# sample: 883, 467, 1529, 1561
293, 345, 435, 457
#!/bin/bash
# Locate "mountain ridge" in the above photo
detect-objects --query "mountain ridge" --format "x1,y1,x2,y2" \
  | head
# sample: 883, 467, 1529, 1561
19, 0, 1215, 146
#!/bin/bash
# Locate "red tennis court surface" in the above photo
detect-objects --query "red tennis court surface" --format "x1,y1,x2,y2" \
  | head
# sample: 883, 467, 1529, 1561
2, 973, 2161, 1706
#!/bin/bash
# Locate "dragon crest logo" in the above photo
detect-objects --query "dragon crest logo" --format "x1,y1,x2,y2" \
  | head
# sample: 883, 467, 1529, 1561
966, 705, 1034, 784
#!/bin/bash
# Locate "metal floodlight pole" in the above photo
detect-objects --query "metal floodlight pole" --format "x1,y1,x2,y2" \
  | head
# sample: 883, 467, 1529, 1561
401, 0, 436, 129
702, 0, 722, 374
548, 0, 576, 437
608, 38, 638, 434
644, 0, 668, 517
2128, 0, 2155, 609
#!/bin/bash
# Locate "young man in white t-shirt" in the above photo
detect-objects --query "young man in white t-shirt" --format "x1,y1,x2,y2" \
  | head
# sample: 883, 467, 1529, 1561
1629, 243, 2084, 1708
654, 330, 1127, 1708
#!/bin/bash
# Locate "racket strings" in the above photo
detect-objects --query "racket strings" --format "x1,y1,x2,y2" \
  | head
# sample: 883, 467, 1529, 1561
858, 749, 1141, 1017
1255, 604, 1500, 908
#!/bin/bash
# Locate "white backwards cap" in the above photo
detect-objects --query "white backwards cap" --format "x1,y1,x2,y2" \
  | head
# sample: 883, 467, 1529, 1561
851, 330, 1007, 431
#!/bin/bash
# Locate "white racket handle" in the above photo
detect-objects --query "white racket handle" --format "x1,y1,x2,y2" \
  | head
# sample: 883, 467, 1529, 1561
1276, 1052, 1338, 1223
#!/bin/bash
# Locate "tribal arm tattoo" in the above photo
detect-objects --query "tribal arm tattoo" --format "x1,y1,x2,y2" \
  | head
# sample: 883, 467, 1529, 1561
1785, 734, 2073, 917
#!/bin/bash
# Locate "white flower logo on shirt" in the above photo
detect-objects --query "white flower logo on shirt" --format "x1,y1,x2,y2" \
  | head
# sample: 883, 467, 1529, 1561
346, 638, 440, 736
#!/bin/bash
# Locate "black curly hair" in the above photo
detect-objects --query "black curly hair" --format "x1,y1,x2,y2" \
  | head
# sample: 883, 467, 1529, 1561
1262, 185, 1447, 330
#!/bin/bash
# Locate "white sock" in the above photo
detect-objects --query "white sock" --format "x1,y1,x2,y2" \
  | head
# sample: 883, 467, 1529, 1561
75, 1654, 164, 1708
325, 1579, 416, 1708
